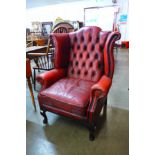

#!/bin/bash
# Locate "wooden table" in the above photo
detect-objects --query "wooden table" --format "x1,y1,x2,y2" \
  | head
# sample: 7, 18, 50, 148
26, 46, 48, 59
26, 46, 47, 53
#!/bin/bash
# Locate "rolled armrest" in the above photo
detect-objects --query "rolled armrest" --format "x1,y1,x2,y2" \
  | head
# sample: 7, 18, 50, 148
91, 75, 112, 98
36, 68, 66, 89
87, 75, 112, 123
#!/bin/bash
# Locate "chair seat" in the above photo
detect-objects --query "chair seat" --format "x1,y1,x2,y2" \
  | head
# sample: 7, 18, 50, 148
39, 78, 95, 116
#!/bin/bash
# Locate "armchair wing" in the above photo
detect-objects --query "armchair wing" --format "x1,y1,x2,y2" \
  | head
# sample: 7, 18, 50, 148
36, 33, 70, 90
50, 33, 70, 69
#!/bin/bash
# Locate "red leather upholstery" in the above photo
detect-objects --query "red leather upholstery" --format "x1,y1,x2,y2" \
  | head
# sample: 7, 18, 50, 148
68, 27, 110, 82
87, 75, 112, 123
36, 26, 121, 140
51, 34, 70, 69
36, 68, 66, 90
91, 75, 112, 97
38, 78, 94, 116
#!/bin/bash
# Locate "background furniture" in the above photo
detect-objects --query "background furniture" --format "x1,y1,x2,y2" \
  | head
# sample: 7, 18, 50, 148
26, 46, 47, 55
26, 46, 49, 91
26, 21, 53, 46
34, 39, 46, 46
52, 26, 68, 33
53, 21, 75, 32
36, 26, 121, 140
26, 58, 36, 111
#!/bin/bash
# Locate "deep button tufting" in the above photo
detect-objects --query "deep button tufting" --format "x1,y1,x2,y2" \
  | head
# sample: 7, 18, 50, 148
89, 36, 92, 42
79, 53, 83, 58
77, 70, 81, 75
77, 44, 80, 50
86, 53, 90, 59
84, 71, 88, 76
67, 28, 110, 82
83, 45, 87, 51
73, 53, 76, 58
96, 37, 99, 43
74, 36, 77, 42
91, 45, 95, 51
81, 36, 84, 42
94, 53, 98, 59
75, 61, 78, 66
91, 71, 96, 77
82, 62, 85, 67
89, 62, 93, 67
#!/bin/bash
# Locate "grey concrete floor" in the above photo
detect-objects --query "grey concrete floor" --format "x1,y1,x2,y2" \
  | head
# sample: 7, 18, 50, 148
26, 48, 129, 155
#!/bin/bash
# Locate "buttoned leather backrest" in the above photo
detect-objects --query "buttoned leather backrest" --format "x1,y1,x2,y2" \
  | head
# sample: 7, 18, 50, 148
67, 26, 110, 82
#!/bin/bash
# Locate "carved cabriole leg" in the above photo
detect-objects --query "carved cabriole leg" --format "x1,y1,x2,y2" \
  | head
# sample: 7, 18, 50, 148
88, 97, 107, 141
40, 110, 48, 124
33, 68, 36, 91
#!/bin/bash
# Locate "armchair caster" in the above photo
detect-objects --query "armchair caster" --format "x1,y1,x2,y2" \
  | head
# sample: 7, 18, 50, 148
40, 110, 48, 124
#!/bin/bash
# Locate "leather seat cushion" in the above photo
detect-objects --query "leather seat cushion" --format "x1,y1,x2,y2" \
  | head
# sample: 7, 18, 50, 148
39, 77, 95, 116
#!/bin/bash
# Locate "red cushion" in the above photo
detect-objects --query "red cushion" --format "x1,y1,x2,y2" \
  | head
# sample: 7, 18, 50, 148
39, 78, 95, 116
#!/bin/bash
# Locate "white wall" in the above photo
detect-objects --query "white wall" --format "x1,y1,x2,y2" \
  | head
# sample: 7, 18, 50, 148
26, 0, 129, 41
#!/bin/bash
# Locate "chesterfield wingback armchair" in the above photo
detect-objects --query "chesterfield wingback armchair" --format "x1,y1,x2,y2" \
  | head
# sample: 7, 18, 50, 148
36, 26, 121, 140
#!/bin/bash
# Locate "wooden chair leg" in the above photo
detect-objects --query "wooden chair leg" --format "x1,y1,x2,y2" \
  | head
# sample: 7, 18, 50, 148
31, 75, 34, 84
33, 69, 36, 91
27, 77, 36, 111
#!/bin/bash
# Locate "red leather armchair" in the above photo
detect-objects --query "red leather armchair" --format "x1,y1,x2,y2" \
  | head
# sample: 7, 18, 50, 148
37, 26, 121, 140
